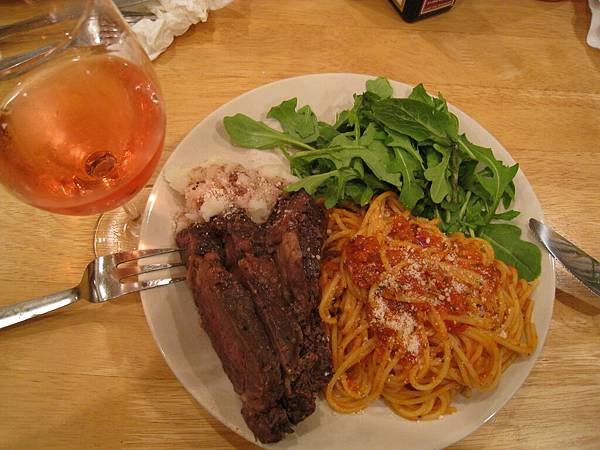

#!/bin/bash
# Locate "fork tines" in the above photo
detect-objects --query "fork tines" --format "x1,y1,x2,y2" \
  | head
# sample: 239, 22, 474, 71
112, 247, 182, 264
107, 248, 186, 294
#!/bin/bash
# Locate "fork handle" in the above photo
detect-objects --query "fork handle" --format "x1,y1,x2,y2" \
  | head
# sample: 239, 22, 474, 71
0, 287, 80, 330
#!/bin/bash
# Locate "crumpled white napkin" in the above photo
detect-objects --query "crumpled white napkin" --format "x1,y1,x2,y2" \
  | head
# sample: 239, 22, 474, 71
131, 0, 233, 60
588, 0, 600, 49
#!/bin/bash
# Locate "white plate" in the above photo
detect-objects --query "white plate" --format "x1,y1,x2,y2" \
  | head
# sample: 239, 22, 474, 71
138, 74, 555, 450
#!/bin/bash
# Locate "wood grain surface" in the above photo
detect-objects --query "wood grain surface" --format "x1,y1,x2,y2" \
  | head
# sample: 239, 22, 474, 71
1, 1, 600, 449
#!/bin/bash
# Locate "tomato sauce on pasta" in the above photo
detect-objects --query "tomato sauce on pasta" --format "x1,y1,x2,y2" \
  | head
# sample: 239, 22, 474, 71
319, 192, 538, 420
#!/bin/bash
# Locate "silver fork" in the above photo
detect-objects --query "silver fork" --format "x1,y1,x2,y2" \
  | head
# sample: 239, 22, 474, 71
0, 248, 185, 330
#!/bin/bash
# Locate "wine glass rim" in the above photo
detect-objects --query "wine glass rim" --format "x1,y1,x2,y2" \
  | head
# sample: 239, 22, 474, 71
0, 0, 96, 80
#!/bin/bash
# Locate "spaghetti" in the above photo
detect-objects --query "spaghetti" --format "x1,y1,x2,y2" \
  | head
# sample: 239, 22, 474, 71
319, 192, 538, 420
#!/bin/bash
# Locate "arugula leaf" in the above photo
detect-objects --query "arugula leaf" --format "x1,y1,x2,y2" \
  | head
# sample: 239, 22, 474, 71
349, 95, 363, 141
358, 122, 379, 146
446, 144, 464, 204
266, 98, 319, 143
460, 160, 493, 205
464, 196, 491, 228
345, 181, 374, 206
286, 167, 362, 208
285, 171, 336, 195
437, 92, 460, 132
433, 92, 450, 113
222, 77, 541, 280
366, 77, 393, 99
362, 173, 389, 191
327, 133, 355, 149
458, 134, 518, 220
385, 128, 424, 167
424, 145, 451, 203
502, 181, 516, 209
359, 185, 374, 205
480, 223, 542, 281
390, 147, 425, 209
408, 84, 451, 113
362, 142, 403, 187
493, 210, 520, 221
333, 109, 350, 130
351, 158, 365, 177
317, 121, 339, 147
332, 168, 363, 207
408, 83, 435, 107
291, 140, 402, 189
223, 113, 316, 151
344, 181, 364, 205
458, 136, 515, 197
371, 98, 458, 144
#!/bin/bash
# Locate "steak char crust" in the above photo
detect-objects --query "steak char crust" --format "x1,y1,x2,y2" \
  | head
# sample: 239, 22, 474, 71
176, 191, 332, 443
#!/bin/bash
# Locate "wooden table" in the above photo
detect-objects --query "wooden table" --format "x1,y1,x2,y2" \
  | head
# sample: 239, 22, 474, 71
1, 1, 599, 448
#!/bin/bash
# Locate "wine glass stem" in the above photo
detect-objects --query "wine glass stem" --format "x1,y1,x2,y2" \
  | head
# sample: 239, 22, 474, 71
93, 185, 152, 256
122, 198, 142, 239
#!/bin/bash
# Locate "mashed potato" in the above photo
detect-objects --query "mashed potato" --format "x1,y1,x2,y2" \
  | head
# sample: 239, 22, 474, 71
165, 150, 297, 230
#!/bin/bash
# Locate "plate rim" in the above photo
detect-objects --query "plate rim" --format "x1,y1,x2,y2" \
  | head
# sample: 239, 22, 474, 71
139, 72, 555, 449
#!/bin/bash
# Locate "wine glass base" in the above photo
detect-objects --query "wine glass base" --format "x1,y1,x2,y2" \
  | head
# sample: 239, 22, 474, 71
93, 186, 152, 256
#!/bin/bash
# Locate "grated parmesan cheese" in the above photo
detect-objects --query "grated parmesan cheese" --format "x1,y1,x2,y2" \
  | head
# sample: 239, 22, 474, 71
370, 287, 420, 356
368, 253, 476, 357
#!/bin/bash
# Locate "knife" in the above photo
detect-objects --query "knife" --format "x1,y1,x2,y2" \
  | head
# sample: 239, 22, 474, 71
529, 218, 600, 297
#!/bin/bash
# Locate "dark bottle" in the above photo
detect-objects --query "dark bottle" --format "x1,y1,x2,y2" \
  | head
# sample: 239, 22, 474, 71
389, 0, 455, 22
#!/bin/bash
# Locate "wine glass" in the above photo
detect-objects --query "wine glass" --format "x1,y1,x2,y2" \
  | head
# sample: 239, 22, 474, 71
0, 0, 165, 255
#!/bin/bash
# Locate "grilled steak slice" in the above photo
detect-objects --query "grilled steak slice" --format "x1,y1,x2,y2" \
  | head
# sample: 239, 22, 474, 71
211, 213, 303, 372
211, 210, 267, 265
241, 405, 291, 445
175, 190, 333, 442
214, 211, 319, 424
176, 223, 224, 262
177, 228, 292, 443
237, 254, 323, 424
301, 309, 334, 389
266, 191, 326, 320
237, 254, 301, 381
266, 191, 332, 389
187, 253, 284, 406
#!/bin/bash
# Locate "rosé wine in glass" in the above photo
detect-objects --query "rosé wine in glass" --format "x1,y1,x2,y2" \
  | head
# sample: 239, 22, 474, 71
0, 0, 167, 253
0, 54, 165, 215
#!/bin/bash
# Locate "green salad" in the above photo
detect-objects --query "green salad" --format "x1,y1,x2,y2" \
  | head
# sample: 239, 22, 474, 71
223, 77, 541, 281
